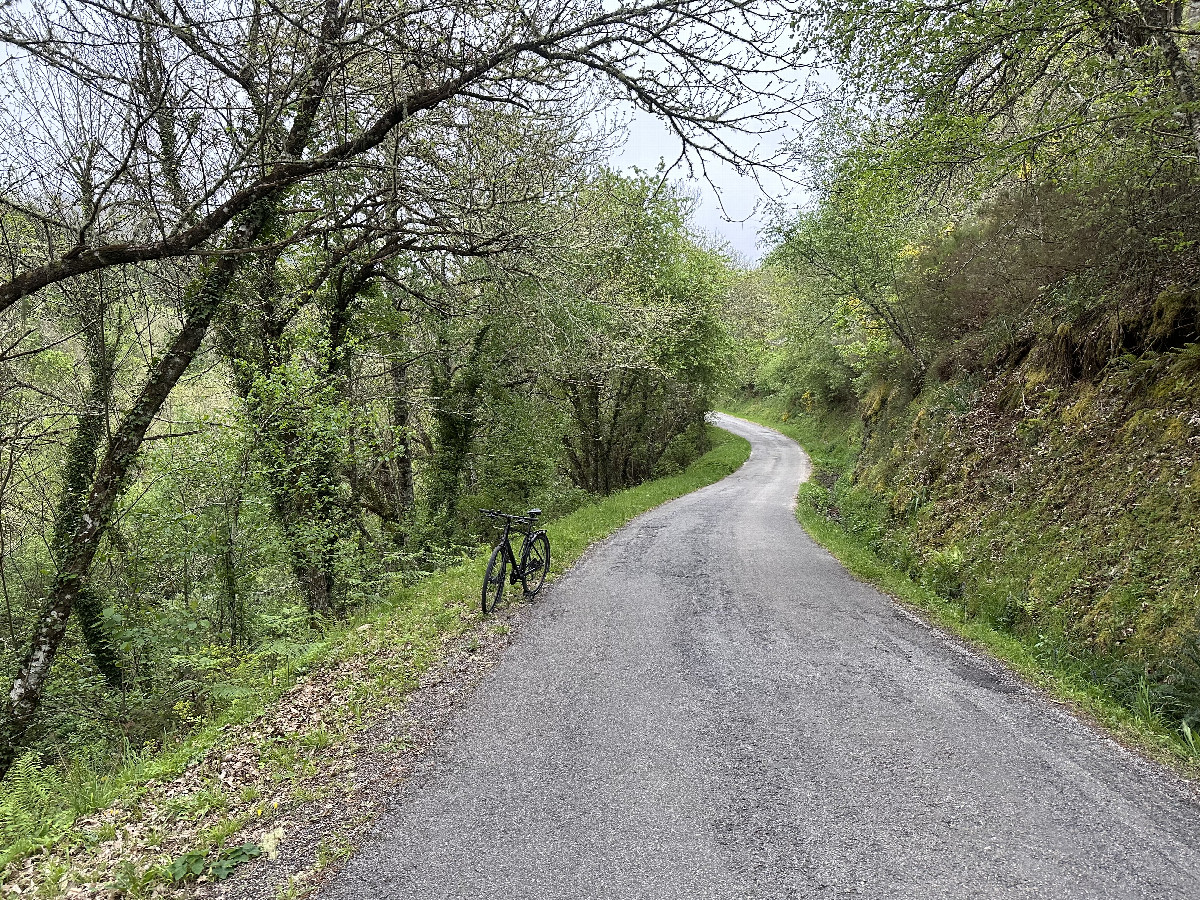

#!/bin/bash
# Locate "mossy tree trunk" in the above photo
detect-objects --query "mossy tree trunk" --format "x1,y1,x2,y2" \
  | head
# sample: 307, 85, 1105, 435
0, 223, 263, 777
50, 278, 123, 687
424, 326, 491, 530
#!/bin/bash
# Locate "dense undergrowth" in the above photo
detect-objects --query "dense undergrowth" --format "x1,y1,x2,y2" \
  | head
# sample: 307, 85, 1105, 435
725, 392, 1200, 773
0, 425, 750, 889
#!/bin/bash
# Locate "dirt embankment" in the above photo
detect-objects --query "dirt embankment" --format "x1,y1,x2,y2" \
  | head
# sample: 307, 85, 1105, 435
832, 342, 1200, 729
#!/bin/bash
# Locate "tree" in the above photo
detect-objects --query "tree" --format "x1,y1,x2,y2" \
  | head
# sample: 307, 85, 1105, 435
766, 153, 931, 374
545, 172, 730, 494
802, 0, 1200, 173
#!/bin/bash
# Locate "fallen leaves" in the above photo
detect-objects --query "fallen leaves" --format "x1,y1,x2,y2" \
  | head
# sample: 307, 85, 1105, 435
2, 602, 519, 900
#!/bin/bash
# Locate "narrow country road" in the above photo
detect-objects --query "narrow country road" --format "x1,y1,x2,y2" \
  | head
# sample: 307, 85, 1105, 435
322, 414, 1199, 899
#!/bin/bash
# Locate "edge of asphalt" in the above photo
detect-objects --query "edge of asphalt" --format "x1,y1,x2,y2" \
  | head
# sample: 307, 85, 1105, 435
728, 411, 1200, 800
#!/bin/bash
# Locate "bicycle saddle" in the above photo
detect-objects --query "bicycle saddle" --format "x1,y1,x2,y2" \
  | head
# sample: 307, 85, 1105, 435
526, 508, 542, 517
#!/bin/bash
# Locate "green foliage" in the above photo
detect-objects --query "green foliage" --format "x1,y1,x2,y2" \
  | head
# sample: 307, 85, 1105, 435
922, 546, 965, 601
800, 0, 1200, 177
72, 586, 124, 690
543, 170, 732, 495
168, 842, 261, 883
0, 754, 76, 866
110, 859, 162, 897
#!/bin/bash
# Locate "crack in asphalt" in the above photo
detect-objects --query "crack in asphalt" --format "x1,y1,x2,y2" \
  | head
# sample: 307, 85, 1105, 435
319, 413, 1199, 899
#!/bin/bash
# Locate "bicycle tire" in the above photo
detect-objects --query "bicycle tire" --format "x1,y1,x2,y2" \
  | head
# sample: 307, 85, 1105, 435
482, 545, 507, 615
521, 531, 550, 596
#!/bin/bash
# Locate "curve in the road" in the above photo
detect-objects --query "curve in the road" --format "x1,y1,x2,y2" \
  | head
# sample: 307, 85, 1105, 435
321, 413, 1199, 900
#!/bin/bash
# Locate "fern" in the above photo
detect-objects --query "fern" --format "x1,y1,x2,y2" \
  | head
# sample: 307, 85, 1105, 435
207, 681, 256, 702
255, 636, 308, 662
0, 752, 74, 848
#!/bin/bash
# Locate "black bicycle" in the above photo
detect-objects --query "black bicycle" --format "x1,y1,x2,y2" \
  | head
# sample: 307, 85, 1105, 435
480, 508, 550, 615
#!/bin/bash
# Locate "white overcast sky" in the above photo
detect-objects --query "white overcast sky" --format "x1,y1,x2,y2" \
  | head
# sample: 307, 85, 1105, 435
611, 109, 790, 267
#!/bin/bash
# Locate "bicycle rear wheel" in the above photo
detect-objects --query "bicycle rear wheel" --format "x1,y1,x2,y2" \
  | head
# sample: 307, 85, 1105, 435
482, 545, 507, 615
521, 532, 550, 596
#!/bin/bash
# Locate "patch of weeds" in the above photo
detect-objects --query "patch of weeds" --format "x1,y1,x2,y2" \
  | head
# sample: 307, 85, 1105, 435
109, 859, 163, 897
263, 744, 301, 781
1181, 720, 1200, 758
165, 780, 228, 820
299, 728, 333, 751
377, 735, 412, 755
316, 833, 354, 870
202, 816, 242, 847
289, 781, 340, 806
1134, 676, 1164, 726
34, 862, 67, 899
167, 848, 209, 884
79, 822, 117, 846
168, 843, 262, 884
923, 545, 966, 599
274, 872, 311, 900
210, 843, 263, 880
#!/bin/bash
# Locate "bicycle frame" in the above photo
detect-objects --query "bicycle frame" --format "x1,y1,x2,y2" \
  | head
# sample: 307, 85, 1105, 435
493, 518, 534, 583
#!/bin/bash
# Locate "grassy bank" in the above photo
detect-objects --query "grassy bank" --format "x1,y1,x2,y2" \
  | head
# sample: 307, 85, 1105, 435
721, 398, 1200, 778
2, 425, 750, 894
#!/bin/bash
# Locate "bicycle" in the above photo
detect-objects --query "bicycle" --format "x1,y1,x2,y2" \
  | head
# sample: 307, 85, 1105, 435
479, 508, 551, 615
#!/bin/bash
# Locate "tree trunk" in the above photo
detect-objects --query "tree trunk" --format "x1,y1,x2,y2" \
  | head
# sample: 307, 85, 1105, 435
425, 326, 490, 526
0, 208, 268, 779
389, 355, 416, 516
50, 289, 123, 686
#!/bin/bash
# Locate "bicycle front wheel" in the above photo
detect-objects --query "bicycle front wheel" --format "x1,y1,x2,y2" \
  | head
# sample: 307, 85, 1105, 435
521, 532, 550, 596
482, 545, 507, 615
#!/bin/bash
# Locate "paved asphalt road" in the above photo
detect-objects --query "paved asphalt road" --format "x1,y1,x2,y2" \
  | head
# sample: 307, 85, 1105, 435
323, 413, 1199, 899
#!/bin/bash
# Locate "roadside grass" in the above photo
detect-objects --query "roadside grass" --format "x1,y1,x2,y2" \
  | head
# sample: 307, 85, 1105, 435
719, 399, 1200, 780
1, 424, 750, 893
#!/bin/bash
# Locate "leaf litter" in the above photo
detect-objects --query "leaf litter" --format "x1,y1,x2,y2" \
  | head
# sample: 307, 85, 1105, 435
2, 600, 529, 899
